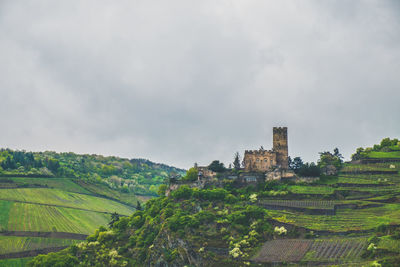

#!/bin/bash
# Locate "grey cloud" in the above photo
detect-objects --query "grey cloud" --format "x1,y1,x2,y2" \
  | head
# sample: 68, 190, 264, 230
0, 0, 399, 168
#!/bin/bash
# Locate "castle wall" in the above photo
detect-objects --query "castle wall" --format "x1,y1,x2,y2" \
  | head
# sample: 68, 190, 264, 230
243, 150, 277, 172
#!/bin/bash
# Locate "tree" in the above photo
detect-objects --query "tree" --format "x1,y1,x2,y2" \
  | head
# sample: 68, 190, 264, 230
333, 148, 343, 160
208, 160, 226, 173
233, 152, 241, 170
136, 201, 142, 211
289, 157, 304, 173
108, 212, 120, 228
182, 167, 198, 181
297, 162, 320, 177
158, 184, 167, 196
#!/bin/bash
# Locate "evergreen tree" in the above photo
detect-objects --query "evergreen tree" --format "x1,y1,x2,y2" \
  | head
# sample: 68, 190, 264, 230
137, 201, 142, 211
233, 152, 241, 170
108, 212, 120, 228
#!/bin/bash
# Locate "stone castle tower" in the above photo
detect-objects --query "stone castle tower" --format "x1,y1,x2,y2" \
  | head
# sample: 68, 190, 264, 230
273, 127, 288, 169
243, 127, 289, 172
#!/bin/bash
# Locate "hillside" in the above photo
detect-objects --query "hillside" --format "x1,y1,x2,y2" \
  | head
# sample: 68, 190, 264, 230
25, 138, 400, 266
0, 149, 185, 197
0, 150, 184, 265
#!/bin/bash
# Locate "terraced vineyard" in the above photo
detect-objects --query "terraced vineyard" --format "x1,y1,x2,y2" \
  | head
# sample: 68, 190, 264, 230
0, 177, 140, 265
0, 236, 78, 254
253, 238, 366, 263
0, 188, 135, 215
4, 201, 112, 233
252, 239, 313, 263
304, 238, 366, 262
260, 199, 336, 209
253, 150, 400, 265
0, 177, 91, 194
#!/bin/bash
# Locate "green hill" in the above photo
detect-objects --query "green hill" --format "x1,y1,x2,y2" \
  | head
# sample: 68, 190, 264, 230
0, 150, 184, 265
8, 139, 400, 266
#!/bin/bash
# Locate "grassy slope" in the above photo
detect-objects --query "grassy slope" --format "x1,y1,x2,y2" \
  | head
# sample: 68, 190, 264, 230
4, 201, 111, 233
367, 151, 400, 158
0, 188, 135, 215
0, 177, 140, 264
0, 236, 79, 254
3, 178, 91, 194
0, 258, 32, 267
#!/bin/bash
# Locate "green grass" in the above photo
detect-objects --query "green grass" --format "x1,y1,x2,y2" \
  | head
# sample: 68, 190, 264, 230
1, 201, 111, 234
0, 236, 78, 254
337, 176, 380, 184
76, 181, 140, 206
367, 151, 400, 159
0, 258, 32, 267
302, 237, 366, 262
0, 200, 12, 229
378, 236, 400, 253
268, 203, 400, 232
6, 178, 90, 194
288, 185, 334, 195
0, 188, 135, 215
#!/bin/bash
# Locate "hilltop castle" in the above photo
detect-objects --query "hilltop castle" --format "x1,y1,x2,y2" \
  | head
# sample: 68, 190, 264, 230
166, 127, 295, 195
243, 127, 289, 172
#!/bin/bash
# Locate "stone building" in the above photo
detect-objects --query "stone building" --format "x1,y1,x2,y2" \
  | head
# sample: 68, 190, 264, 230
243, 127, 289, 172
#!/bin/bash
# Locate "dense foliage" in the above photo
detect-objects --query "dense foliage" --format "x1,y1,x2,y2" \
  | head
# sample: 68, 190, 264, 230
352, 138, 400, 160
28, 184, 275, 266
0, 149, 184, 196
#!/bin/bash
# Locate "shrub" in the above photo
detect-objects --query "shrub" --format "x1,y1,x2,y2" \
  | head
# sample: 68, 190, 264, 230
171, 185, 193, 199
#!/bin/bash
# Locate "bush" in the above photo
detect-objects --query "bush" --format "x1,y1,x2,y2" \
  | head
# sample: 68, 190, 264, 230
171, 185, 193, 199
182, 167, 198, 182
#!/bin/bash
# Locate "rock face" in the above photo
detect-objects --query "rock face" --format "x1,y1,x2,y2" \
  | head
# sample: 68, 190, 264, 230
321, 164, 338, 176
146, 226, 205, 267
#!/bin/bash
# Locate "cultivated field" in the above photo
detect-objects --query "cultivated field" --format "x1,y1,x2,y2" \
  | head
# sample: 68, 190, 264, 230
0, 236, 78, 254
252, 239, 312, 263
0, 188, 135, 215
2, 201, 111, 234
303, 238, 366, 262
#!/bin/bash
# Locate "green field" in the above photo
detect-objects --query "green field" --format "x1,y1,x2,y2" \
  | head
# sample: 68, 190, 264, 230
302, 237, 366, 262
268, 203, 400, 232
0, 258, 32, 267
288, 185, 335, 195
378, 236, 400, 253
0, 188, 134, 215
3, 178, 91, 194
76, 181, 140, 206
367, 151, 400, 158
0, 236, 78, 254
2, 201, 111, 234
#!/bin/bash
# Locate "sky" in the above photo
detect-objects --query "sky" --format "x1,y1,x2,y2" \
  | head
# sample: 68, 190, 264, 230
0, 0, 399, 169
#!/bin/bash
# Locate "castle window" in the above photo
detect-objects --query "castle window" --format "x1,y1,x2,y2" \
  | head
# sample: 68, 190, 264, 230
264, 159, 267, 162
256, 158, 260, 162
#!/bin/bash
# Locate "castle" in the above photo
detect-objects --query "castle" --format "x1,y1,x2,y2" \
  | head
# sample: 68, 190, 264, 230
243, 127, 289, 172
166, 127, 294, 195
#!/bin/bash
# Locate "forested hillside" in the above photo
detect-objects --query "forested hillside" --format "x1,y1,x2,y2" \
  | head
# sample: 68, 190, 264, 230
0, 149, 184, 196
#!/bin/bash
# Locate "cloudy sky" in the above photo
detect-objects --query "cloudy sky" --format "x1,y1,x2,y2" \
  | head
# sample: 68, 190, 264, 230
0, 1, 399, 169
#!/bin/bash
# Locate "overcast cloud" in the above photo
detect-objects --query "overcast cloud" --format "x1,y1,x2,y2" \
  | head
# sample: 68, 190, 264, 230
0, 0, 399, 169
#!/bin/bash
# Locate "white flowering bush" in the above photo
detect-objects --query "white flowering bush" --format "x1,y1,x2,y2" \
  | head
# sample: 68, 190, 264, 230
367, 243, 377, 251
229, 247, 243, 258
274, 226, 287, 235
249, 193, 258, 203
